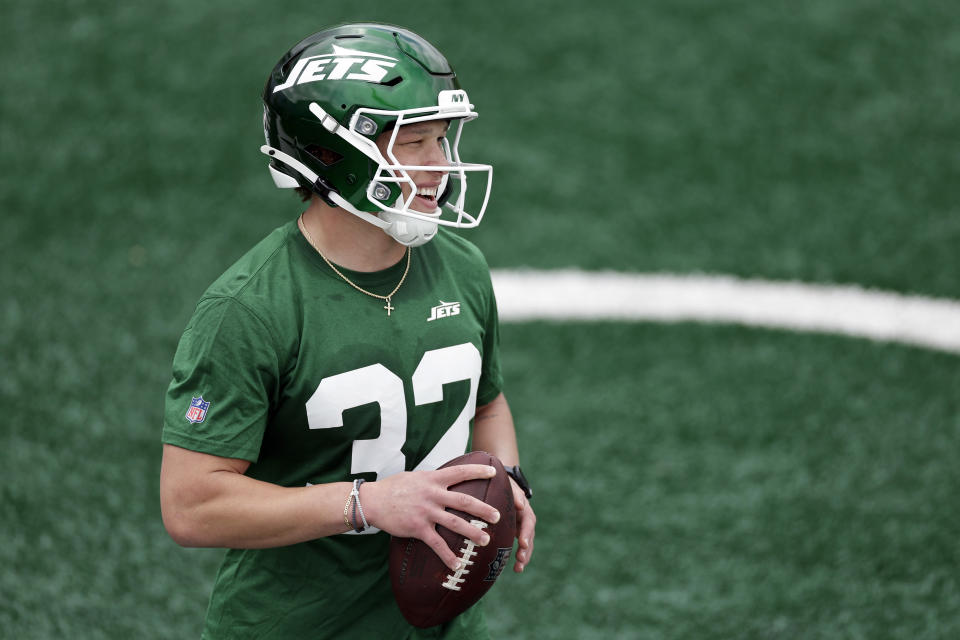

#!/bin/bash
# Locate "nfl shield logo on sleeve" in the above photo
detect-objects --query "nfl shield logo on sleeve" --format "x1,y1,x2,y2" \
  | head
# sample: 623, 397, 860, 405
185, 396, 211, 423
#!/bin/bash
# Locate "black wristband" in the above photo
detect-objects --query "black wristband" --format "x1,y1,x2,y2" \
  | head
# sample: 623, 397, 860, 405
503, 465, 532, 499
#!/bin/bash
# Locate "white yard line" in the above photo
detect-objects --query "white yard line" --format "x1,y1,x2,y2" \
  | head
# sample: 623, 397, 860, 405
491, 269, 960, 355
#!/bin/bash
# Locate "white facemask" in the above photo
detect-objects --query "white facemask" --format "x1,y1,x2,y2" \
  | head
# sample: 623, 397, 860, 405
261, 91, 492, 247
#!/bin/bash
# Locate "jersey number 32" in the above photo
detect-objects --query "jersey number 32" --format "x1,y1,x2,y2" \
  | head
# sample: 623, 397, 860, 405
305, 343, 481, 532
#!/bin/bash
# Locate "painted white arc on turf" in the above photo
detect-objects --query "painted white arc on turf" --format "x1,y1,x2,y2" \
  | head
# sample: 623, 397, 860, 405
491, 269, 960, 355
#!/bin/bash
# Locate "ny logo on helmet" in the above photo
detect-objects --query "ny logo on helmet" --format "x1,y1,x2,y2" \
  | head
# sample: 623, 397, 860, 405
273, 45, 398, 93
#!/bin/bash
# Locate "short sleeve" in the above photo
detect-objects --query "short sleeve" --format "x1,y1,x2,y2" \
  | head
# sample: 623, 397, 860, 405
162, 296, 280, 461
476, 272, 503, 407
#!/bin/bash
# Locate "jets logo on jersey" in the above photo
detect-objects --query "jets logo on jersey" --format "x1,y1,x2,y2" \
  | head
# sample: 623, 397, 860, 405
185, 396, 211, 423
428, 300, 461, 322
273, 45, 398, 93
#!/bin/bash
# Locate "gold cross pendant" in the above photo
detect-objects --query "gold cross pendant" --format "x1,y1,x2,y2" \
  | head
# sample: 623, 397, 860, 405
384, 298, 395, 316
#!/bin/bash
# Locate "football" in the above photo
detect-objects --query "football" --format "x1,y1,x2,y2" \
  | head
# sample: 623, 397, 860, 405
389, 451, 517, 628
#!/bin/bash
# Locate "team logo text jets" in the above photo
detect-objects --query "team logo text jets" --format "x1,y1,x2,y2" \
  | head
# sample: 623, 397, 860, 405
273, 45, 398, 93
428, 300, 461, 322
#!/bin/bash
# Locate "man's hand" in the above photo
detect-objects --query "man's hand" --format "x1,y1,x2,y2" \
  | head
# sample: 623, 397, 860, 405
509, 477, 536, 572
362, 465, 502, 571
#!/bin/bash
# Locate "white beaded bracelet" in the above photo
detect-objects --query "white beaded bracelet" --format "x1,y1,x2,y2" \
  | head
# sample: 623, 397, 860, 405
350, 479, 369, 533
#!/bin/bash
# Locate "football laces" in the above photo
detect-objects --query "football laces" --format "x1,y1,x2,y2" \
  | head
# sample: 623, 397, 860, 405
441, 520, 488, 591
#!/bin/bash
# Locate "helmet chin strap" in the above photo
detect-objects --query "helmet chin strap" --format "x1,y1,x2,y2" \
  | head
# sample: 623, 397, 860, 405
260, 144, 437, 246
328, 190, 438, 247
377, 205, 439, 247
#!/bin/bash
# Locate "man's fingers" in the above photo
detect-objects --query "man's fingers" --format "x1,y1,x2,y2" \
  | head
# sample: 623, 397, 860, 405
510, 480, 526, 510
516, 519, 535, 570
423, 531, 462, 571
518, 498, 535, 540
384, 465, 508, 572
513, 489, 536, 573
437, 463, 497, 485
434, 509, 491, 547
441, 490, 501, 525
515, 538, 534, 572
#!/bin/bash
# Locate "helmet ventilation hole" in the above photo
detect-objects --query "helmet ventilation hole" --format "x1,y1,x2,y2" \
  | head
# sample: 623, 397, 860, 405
304, 144, 343, 167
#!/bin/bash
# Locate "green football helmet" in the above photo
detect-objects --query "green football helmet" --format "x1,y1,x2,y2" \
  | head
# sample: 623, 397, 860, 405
261, 24, 493, 246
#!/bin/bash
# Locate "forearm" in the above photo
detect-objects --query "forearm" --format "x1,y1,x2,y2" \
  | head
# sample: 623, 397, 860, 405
471, 392, 520, 465
160, 443, 500, 566
161, 445, 353, 548
170, 477, 353, 549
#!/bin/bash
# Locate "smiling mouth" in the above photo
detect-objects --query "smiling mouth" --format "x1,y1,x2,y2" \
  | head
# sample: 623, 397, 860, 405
414, 185, 439, 207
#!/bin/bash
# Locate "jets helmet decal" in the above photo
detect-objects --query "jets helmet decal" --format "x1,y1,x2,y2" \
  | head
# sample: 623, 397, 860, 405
261, 24, 493, 246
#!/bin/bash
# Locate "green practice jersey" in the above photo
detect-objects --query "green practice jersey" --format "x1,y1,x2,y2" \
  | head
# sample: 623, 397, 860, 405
162, 220, 503, 639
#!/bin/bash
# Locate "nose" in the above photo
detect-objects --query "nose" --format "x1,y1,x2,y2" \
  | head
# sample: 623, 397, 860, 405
425, 139, 448, 170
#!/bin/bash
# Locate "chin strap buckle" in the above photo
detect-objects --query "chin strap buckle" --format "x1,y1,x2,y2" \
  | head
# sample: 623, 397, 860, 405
311, 177, 341, 208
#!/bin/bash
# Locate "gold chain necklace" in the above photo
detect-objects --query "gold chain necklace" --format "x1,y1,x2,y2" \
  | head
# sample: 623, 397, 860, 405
298, 213, 411, 316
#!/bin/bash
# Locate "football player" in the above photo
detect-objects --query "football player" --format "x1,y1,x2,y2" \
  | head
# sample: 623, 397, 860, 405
159, 23, 535, 639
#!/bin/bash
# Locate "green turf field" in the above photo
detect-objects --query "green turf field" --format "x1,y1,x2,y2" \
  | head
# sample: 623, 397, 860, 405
3, 1, 959, 638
